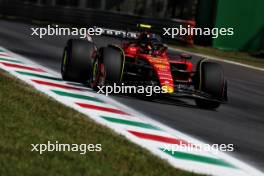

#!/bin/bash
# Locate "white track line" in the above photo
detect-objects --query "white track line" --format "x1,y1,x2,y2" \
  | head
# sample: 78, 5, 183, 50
169, 47, 264, 72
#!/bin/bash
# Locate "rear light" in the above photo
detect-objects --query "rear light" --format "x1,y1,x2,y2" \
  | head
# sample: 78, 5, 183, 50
129, 47, 137, 52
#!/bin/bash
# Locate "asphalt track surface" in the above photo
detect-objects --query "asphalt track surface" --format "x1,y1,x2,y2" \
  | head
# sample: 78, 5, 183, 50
0, 20, 264, 172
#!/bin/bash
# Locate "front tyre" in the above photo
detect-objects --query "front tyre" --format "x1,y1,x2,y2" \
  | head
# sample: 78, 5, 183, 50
195, 60, 226, 109
61, 39, 95, 82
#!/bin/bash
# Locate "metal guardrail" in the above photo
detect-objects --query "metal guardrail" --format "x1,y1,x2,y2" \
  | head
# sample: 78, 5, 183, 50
0, 1, 195, 44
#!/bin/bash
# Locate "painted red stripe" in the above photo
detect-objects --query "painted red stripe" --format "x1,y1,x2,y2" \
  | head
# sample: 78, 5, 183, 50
0, 53, 10, 57
128, 130, 193, 146
0, 62, 45, 72
32, 79, 84, 91
76, 102, 130, 116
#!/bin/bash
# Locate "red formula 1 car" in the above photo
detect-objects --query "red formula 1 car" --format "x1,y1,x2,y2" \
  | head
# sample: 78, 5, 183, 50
61, 32, 227, 109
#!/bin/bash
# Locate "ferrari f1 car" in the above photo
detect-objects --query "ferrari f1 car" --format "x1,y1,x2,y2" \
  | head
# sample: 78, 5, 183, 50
61, 31, 227, 109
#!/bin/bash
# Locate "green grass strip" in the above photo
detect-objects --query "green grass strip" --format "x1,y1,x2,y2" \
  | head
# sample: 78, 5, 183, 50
0, 70, 197, 176
51, 90, 104, 103
0, 57, 23, 63
16, 71, 62, 81
161, 148, 236, 168
101, 116, 161, 130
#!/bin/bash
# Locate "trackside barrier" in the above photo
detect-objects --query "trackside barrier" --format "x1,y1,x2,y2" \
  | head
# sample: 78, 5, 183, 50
0, 1, 195, 44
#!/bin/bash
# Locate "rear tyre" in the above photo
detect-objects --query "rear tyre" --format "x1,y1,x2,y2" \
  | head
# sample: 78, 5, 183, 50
195, 60, 226, 109
91, 47, 124, 88
102, 47, 124, 84
61, 39, 95, 82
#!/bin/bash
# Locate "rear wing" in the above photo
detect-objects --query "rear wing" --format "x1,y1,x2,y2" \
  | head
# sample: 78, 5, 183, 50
94, 23, 153, 39
95, 26, 138, 39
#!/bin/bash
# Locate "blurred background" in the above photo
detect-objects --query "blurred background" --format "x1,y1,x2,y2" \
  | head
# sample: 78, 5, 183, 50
0, 0, 263, 54
4, 0, 198, 19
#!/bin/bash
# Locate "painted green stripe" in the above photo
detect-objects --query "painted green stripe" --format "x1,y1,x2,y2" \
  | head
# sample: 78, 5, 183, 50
0, 57, 23, 63
0, 49, 4, 52
161, 148, 236, 168
51, 90, 104, 103
101, 116, 161, 130
16, 71, 62, 81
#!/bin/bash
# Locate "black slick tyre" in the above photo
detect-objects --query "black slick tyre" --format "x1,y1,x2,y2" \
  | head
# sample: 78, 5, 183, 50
61, 39, 95, 82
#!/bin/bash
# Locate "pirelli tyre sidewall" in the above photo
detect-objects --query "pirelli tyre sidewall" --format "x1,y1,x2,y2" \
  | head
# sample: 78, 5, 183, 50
61, 39, 95, 82
195, 59, 226, 109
